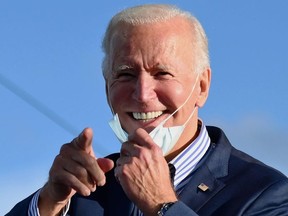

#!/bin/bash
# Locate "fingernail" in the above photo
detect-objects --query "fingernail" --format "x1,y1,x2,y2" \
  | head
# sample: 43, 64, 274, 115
91, 184, 96, 192
84, 188, 91, 196
97, 179, 106, 186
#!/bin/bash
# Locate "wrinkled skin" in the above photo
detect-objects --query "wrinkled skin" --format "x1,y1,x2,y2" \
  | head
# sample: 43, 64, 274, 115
39, 128, 114, 215
114, 128, 177, 215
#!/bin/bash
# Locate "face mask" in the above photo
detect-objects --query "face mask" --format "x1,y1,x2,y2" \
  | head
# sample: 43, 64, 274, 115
108, 73, 199, 155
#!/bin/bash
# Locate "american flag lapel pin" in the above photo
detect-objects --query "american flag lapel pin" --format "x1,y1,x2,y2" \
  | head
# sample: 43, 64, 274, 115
198, 183, 209, 192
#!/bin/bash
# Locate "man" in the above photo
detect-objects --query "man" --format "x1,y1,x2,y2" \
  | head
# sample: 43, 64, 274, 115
7, 4, 288, 216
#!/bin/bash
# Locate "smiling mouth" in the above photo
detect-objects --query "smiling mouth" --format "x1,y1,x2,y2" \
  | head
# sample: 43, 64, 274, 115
132, 111, 163, 122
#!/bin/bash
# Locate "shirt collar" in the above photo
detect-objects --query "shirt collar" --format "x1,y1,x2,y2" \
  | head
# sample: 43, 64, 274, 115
170, 119, 211, 187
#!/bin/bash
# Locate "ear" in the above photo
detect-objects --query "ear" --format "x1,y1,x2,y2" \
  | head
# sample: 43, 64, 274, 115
196, 67, 211, 107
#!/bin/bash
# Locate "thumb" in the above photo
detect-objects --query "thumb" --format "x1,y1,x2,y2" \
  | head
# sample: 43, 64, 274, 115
97, 158, 115, 173
72, 128, 95, 156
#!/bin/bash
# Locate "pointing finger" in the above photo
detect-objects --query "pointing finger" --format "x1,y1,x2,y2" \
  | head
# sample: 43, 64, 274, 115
72, 128, 95, 156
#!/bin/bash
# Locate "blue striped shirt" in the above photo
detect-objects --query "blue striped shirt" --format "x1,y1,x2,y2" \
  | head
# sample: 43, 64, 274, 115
28, 189, 40, 215
28, 189, 70, 216
171, 120, 210, 193
28, 120, 210, 215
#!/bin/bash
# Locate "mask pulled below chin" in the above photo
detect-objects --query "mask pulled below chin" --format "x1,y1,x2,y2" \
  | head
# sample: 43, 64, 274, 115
108, 105, 196, 155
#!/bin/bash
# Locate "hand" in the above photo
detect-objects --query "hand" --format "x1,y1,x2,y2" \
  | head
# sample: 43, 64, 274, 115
39, 128, 114, 216
114, 128, 177, 216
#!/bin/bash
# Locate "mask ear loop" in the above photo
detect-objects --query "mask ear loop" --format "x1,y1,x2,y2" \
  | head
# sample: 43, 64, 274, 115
183, 104, 198, 127
160, 72, 200, 127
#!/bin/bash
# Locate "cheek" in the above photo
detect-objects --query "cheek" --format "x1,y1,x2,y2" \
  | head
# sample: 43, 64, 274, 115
108, 85, 131, 109
158, 83, 187, 107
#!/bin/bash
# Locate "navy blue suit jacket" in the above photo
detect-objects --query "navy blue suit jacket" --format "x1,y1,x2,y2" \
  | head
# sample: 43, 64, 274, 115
6, 126, 288, 215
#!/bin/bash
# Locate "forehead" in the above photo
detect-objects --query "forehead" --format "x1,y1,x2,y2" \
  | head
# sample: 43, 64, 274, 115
111, 17, 194, 46
109, 18, 195, 69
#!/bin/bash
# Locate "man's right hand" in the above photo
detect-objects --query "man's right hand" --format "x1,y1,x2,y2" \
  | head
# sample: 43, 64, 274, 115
38, 128, 114, 216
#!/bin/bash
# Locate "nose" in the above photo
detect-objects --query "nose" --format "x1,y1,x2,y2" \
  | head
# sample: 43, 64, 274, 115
132, 73, 157, 103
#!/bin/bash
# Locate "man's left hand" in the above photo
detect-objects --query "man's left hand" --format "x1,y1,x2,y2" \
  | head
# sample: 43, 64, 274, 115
114, 128, 178, 216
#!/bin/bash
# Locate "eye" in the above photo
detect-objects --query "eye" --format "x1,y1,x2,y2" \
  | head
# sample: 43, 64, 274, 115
114, 69, 135, 81
154, 71, 173, 79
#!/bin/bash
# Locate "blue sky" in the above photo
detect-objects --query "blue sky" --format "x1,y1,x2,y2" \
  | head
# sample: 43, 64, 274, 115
1, 0, 287, 214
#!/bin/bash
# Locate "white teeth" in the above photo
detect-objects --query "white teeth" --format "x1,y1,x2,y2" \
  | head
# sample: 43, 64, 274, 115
132, 111, 163, 120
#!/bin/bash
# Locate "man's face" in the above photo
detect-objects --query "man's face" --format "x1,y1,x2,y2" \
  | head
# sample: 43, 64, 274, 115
106, 17, 206, 135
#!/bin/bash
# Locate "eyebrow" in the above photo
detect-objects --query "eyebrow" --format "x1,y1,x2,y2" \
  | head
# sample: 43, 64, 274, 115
150, 63, 174, 73
154, 64, 170, 71
116, 65, 133, 71
112, 64, 134, 74
114, 63, 171, 73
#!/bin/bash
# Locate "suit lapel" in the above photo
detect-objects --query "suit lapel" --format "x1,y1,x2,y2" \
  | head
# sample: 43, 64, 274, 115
178, 161, 225, 211
178, 127, 232, 212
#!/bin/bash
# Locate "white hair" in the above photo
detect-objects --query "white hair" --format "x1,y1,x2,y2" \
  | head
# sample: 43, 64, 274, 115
102, 4, 210, 78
